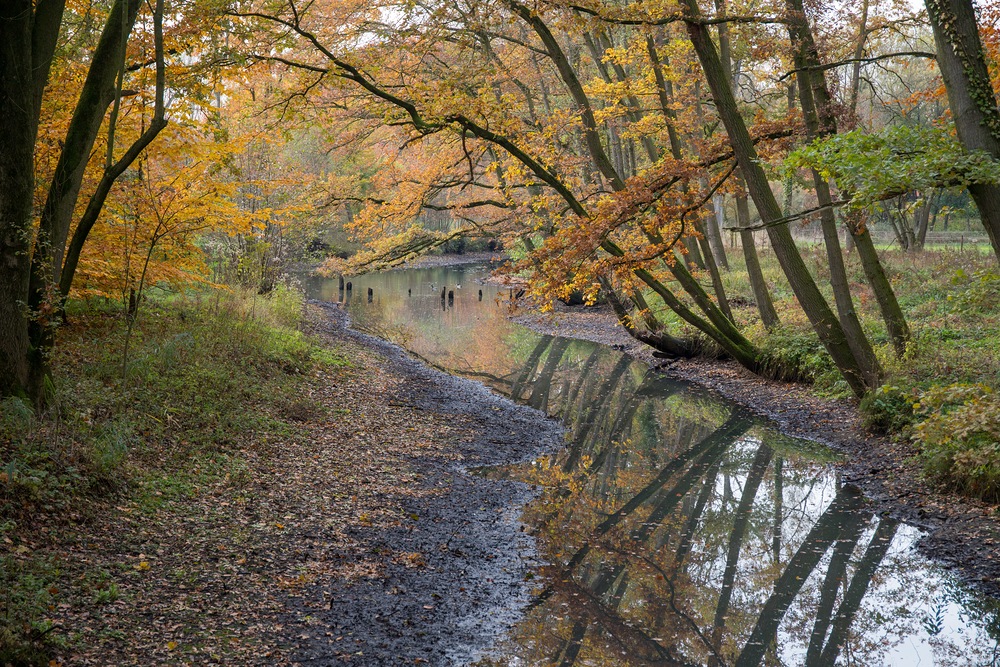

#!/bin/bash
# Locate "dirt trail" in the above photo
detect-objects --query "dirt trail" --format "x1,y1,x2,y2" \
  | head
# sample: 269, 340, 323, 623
49, 302, 560, 666
282, 302, 563, 665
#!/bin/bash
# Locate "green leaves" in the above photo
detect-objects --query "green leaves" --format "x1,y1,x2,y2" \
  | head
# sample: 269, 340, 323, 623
786, 125, 1000, 208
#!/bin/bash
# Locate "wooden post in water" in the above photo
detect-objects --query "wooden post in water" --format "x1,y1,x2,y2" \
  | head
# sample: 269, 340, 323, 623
408, 288, 411, 296
478, 289, 483, 301
346, 281, 352, 292
441, 286, 447, 300
338, 275, 345, 290
448, 290, 454, 305
367, 287, 373, 303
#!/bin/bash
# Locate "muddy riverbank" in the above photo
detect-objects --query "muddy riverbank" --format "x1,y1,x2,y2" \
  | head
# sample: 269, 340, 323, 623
283, 302, 564, 665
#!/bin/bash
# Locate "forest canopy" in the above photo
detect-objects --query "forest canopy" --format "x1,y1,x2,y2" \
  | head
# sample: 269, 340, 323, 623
2, 0, 1000, 403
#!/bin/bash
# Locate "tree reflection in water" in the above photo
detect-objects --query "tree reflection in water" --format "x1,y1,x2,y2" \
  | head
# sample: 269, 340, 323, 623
311, 265, 1000, 666
473, 335, 1000, 667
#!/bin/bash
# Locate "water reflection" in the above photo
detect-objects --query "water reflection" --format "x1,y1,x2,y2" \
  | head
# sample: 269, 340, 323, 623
306, 265, 1000, 666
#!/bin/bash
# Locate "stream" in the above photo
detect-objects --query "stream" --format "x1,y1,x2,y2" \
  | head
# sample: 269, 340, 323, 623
304, 263, 1000, 666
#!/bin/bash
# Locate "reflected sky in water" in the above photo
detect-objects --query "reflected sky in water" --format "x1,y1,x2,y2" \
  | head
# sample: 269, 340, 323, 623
305, 264, 1000, 667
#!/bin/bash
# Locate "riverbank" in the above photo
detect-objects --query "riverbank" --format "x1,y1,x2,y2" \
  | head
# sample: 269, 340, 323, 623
2, 292, 560, 666
513, 300, 1000, 596
288, 302, 562, 665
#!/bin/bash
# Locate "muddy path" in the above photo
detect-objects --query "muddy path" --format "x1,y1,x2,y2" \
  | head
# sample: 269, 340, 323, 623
285, 302, 563, 665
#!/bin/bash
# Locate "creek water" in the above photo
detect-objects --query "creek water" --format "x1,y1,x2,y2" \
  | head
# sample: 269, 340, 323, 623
305, 263, 1000, 666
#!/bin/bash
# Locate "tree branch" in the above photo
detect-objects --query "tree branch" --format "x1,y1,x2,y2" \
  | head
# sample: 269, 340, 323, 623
778, 51, 937, 81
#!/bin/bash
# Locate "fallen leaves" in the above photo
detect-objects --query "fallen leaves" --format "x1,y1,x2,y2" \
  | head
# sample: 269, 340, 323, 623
25, 304, 491, 665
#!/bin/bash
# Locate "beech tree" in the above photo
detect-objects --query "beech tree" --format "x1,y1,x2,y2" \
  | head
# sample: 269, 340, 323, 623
0, 0, 166, 401
926, 0, 1000, 258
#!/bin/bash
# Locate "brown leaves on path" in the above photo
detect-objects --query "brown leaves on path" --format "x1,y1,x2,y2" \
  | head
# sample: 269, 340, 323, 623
41, 303, 557, 665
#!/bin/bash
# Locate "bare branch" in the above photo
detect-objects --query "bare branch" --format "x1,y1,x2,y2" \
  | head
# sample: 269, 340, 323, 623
777, 51, 936, 81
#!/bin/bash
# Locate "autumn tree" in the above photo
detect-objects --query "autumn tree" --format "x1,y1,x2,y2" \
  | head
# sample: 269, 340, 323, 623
0, 0, 167, 401
925, 0, 1000, 257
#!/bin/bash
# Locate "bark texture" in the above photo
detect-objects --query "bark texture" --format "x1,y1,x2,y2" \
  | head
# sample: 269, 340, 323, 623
0, 1, 37, 396
926, 0, 1000, 258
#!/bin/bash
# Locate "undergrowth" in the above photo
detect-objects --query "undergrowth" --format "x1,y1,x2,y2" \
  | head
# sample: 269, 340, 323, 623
910, 384, 1000, 502
0, 283, 346, 665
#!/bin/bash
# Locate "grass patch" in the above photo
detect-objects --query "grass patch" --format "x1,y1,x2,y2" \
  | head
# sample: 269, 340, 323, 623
0, 284, 346, 664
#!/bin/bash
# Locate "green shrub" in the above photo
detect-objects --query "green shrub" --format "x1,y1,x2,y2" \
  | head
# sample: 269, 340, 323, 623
755, 323, 836, 385
911, 383, 1000, 501
948, 268, 1000, 314
860, 384, 914, 434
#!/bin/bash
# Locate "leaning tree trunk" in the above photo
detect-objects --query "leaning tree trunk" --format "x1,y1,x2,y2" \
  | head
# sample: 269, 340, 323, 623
735, 177, 780, 328
786, 1, 882, 386
715, 0, 777, 328
682, 0, 872, 396
646, 34, 706, 270
788, 0, 909, 357
515, 3, 748, 360
844, 211, 911, 356
926, 0, 1000, 260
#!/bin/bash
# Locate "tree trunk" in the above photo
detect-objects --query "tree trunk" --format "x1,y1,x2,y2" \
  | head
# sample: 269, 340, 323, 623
915, 190, 935, 249
887, 204, 908, 249
736, 178, 780, 328
788, 11, 882, 386
27, 0, 143, 401
30, 0, 141, 297
788, 0, 908, 358
848, 211, 911, 356
926, 0, 1000, 259
682, 0, 872, 396
714, 0, 775, 326
645, 34, 705, 271
601, 278, 700, 358
704, 193, 730, 270
848, 0, 871, 128
693, 219, 735, 322
695, 88, 731, 272
0, 1, 37, 397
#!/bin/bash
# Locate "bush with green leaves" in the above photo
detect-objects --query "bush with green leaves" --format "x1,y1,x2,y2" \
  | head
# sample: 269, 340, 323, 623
911, 383, 1000, 501
787, 125, 1000, 207
860, 384, 914, 434
755, 322, 840, 388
